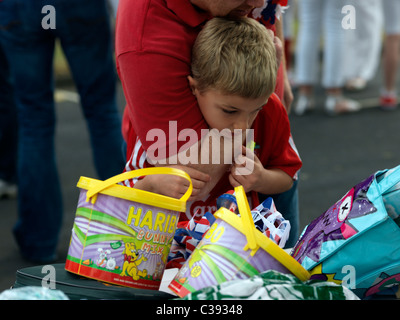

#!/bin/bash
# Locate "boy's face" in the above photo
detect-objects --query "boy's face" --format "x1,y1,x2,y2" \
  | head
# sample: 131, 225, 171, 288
188, 76, 268, 139
190, 0, 265, 18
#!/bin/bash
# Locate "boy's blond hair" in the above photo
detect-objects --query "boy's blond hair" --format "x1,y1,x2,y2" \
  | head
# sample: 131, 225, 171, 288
191, 17, 277, 99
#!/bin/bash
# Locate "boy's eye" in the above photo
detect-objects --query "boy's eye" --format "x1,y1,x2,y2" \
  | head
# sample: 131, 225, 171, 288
222, 109, 237, 114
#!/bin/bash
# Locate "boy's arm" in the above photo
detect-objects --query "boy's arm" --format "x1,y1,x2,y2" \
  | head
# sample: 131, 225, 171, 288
135, 130, 232, 201
248, 167, 293, 195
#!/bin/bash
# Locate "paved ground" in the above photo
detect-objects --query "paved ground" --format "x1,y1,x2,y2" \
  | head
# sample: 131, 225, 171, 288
1, 67, 400, 296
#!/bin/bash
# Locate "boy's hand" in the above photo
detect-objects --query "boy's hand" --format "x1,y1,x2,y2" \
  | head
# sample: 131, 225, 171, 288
228, 146, 263, 193
134, 165, 210, 202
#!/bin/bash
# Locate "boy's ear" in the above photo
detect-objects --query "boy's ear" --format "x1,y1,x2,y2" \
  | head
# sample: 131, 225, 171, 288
187, 75, 198, 95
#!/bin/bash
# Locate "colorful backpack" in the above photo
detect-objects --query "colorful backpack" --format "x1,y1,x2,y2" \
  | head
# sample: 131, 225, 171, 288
291, 165, 400, 299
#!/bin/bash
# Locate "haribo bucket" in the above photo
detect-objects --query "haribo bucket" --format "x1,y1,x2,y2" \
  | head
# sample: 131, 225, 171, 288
65, 167, 192, 290
168, 186, 310, 297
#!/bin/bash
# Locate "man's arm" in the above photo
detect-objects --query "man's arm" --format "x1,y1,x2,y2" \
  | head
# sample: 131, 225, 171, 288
118, 52, 232, 200
138, 130, 232, 201
274, 17, 294, 113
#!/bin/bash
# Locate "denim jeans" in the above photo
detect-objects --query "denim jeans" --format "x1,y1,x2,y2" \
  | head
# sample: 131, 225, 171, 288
0, 0, 125, 262
259, 179, 300, 248
0, 42, 17, 184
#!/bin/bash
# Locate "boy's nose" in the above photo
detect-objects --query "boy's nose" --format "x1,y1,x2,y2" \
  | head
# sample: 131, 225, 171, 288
233, 118, 249, 132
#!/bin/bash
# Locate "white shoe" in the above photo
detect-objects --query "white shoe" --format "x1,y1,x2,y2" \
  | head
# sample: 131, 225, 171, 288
345, 78, 367, 91
325, 95, 361, 116
0, 179, 17, 199
294, 94, 314, 116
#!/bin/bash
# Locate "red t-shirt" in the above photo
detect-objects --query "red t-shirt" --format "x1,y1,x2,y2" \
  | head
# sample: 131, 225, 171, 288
116, 0, 287, 163
123, 93, 301, 220
184, 93, 301, 220
115, 0, 301, 219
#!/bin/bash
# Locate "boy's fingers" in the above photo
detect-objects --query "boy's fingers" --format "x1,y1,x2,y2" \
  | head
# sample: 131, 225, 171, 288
234, 154, 247, 167
228, 173, 240, 188
186, 167, 211, 182
171, 165, 210, 183
191, 178, 207, 190
175, 172, 208, 200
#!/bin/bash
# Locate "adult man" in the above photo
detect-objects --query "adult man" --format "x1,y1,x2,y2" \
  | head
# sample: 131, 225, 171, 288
0, 0, 124, 262
116, 0, 299, 244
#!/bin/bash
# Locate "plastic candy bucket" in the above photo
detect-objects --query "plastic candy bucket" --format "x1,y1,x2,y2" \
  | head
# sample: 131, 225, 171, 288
65, 167, 192, 290
168, 186, 310, 297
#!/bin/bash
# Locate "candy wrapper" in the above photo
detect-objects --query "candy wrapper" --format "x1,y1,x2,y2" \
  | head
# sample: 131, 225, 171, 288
216, 190, 239, 214
167, 211, 216, 269
0, 287, 69, 300
178, 269, 359, 300
167, 192, 291, 268
248, 197, 290, 248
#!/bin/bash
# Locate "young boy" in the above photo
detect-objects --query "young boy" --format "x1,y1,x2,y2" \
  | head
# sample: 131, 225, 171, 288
134, 17, 302, 221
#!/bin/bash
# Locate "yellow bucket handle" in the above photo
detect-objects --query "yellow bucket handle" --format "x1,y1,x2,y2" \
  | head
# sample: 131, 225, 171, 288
85, 167, 193, 204
214, 208, 311, 281
234, 186, 259, 255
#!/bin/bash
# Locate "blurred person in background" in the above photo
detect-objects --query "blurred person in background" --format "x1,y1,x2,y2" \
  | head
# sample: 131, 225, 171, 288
343, 0, 383, 91
282, 0, 297, 86
380, 0, 400, 110
293, 0, 361, 116
0, 0, 125, 263
0, 43, 17, 199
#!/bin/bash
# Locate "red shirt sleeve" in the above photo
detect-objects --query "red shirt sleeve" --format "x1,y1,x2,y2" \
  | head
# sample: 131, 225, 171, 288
254, 94, 302, 180
118, 51, 208, 161
116, 0, 210, 162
